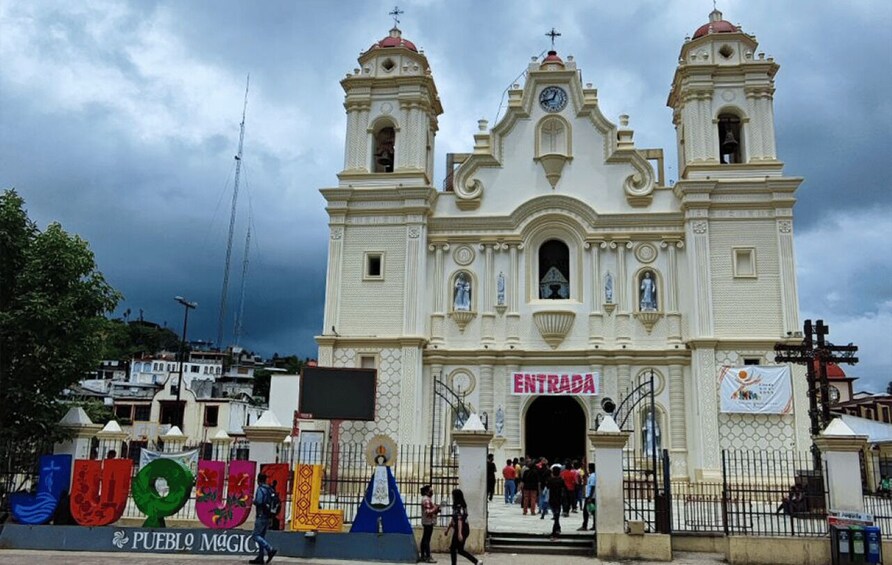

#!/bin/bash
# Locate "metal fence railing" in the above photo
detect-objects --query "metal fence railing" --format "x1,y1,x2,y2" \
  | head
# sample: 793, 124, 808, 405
722, 449, 828, 537
670, 481, 725, 534
293, 441, 458, 527
623, 450, 669, 533
0, 439, 55, 518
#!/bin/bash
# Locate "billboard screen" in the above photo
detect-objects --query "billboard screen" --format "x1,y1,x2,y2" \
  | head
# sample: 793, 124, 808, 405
298, 367, 377, 421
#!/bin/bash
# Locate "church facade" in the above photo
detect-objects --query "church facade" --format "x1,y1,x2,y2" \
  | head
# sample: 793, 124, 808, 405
315, 10, 809, 480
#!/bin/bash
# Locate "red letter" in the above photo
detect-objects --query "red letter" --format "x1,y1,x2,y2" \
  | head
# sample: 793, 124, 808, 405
558, 375, 570, 394
513, 373, 523, 394
583, 374, 596, 394
571, 374, 583, 393
71, 459, 133, 526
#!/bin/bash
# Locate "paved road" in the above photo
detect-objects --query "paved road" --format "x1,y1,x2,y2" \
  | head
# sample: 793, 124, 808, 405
0, 549, 725, 564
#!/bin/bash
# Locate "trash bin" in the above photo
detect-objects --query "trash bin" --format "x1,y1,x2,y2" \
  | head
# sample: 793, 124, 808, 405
831, 524, 853, 565
865, 525, 882, 564
852, 526, 866, 565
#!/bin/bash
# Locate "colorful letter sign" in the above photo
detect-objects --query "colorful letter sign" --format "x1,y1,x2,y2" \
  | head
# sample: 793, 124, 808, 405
70, 458, 133, 526
9, 454, 71, 525
290, 464, 343, 532
511, 372, 599, 396
195, 460, 256, 529
132, 458, 195, 527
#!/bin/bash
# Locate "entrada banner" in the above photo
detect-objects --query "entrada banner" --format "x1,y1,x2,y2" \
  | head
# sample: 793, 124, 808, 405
511, 372, 600, 395
719, 365, 793, 414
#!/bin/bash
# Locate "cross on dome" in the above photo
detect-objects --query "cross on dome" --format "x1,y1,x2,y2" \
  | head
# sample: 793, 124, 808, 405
389, 5, 404, 27
545, 27, 561, 48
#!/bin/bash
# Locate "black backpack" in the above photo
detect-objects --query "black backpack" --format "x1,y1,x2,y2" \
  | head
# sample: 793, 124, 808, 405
266, 485, 281, 516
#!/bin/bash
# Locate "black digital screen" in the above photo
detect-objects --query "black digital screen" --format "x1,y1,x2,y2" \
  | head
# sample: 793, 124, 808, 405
299, 367, 377, 421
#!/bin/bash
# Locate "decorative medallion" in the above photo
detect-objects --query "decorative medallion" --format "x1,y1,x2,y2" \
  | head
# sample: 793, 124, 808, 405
634, 243, 658, 264
380, 102, 393, 115
407, 226, 420, 239
453, 245, 475, 266
449, 370, 476, 396
778, 220, 792, 234
330, 227, 343, 240
720, 89, 736, 102
692, 221, 708, 235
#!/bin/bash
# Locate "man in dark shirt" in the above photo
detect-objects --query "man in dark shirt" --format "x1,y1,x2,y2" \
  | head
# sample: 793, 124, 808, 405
546, 466, 565, 539
521, 462, 540, 515
486, 453, 496, 502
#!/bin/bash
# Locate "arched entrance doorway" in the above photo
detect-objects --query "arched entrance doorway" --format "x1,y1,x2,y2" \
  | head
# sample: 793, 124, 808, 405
524, 396, 587, 464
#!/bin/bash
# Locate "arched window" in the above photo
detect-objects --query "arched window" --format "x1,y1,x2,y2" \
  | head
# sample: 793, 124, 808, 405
372, 124, 396, 173
538, 239, 570, 299
718, 113, 742, 164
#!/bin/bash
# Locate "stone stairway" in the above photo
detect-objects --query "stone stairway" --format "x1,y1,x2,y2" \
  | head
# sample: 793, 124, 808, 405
486, 531, 596, 557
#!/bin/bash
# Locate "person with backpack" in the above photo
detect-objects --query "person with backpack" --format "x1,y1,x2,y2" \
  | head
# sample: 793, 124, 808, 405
443, 489, 482, 565
250, 473, 278, 564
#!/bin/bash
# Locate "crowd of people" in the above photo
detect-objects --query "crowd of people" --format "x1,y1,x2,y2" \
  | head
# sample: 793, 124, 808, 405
490, 454, 597, 540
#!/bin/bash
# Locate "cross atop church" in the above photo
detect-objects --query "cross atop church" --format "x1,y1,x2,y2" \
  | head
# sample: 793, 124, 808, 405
389, 5, 404, 27
545, 27, 561, 49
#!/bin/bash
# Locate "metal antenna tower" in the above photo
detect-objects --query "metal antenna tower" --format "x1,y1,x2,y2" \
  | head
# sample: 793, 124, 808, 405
232, 223, 251, 345
217, 74, 250, 348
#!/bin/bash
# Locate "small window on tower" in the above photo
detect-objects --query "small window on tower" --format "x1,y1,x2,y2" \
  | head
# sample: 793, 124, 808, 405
743, 358, 760, 366
718, 113, 742, 164
364, 252, 384, 280
733, 247, 757, 278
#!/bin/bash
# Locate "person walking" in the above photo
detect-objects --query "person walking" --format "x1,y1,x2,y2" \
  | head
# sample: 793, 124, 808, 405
546, 466, 565, 540
521, 461, 539, 515
560, 460, 576, 517
502, 459, 517, 505
250, 473, 278, 564
536, 458, 550, 519
486, 454, 496, 502
444, 489, 482, 565
512, 458, 522, 503
420, 485, 440, 563
579, 462, 597, 531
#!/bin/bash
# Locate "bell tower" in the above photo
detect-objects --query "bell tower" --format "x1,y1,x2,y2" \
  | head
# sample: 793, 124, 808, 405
668, 9, 781, 179
338, 25, 443, 186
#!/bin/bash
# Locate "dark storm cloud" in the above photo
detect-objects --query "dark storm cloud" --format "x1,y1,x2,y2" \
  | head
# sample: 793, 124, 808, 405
1, 1, 889, 385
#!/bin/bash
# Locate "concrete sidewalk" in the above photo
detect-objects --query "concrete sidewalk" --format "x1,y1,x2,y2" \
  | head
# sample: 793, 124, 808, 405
0, 549, 725, 564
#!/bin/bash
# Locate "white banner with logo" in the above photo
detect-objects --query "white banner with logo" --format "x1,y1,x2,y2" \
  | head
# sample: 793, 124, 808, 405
139, 448, 199, 473
510, 371, 600, 396
719, 366, 793, 414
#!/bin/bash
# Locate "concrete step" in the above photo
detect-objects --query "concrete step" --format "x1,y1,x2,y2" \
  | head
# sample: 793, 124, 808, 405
487, 532, 595, 556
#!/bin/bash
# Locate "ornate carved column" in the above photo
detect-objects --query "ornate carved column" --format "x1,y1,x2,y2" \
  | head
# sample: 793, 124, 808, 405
587, 241, 604, 347
506, 244, 521, 345
687, 216, 714, 337
481, 244, 495, 345
430, 243, 448, 345
323, 224, 345, 335
404, 223, 423, 335
479, 361, 494, 429
744, 87, 765, 160
344, 101, 370, 171
776, 217, 799, 335
668, 364, 688, 478
661, 239, 684, 344
618, 364, 631, 402
692, 345, 720, 480
615, 241, 632, 345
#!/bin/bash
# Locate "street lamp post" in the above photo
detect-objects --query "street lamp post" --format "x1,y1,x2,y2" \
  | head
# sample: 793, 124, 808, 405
174, 296, 198, 432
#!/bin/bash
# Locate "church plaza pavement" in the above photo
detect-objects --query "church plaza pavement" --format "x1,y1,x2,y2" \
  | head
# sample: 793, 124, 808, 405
0, 550, 726, 564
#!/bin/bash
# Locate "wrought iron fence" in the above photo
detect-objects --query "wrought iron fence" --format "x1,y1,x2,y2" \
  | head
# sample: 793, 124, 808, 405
722, 449, 828, 537
623, 449, 670, 533
670, 481, 725, 534
293, 441, 458, 527
0, 439, 55, 518
862, 454, 892, 538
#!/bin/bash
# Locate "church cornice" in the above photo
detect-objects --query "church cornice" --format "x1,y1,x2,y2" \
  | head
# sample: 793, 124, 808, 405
423, 347, 691, 366
315, 335, 428, 349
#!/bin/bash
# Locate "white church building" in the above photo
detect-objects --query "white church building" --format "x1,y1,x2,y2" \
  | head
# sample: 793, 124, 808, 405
314, 9, 809, 481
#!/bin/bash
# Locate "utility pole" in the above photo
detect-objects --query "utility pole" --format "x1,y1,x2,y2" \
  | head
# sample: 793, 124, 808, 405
775, 319, 858, 467
175, 296, 198, 432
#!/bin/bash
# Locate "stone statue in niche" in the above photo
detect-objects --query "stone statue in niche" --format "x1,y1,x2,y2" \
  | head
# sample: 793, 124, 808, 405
642, 408, 662, 456
495, 406, 504, 435
640, 271, 657, 311
496, 272, 506, 306
454, 272, 471, 311
605, 272, 614, 304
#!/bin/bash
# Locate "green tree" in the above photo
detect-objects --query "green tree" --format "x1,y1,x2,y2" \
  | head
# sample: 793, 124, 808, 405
0, 189, 121, 444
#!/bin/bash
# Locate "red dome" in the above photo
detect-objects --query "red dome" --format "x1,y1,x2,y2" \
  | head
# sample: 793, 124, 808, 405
370, 27, 418, 52
693, 9, 740, 39
812, 360, 848, 380
543, 50, 563, 63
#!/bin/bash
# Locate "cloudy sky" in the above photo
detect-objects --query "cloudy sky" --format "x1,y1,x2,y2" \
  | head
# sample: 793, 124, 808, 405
2, 1, 890, 389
